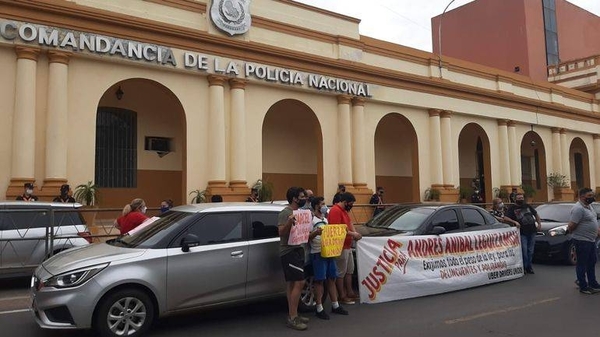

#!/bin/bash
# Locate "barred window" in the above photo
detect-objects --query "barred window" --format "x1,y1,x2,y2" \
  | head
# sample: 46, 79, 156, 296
95, 107, 137, 188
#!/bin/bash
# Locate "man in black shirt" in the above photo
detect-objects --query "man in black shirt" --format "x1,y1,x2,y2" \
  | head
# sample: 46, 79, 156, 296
506, 193, 542, 274
16, 182, 38, 201
53, 184, 75, 203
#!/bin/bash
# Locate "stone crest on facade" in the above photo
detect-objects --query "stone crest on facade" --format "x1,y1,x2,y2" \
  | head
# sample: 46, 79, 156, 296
210, 0, 252, 36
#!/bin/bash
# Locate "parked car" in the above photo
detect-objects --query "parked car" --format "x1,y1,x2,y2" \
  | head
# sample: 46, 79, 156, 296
0, 201, 91, 279
533, 202, 600, 265
31, 202, 315, 337
359, 203, 510, 236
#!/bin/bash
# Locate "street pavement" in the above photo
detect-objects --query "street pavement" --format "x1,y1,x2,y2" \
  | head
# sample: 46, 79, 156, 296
1, 263, 598, 337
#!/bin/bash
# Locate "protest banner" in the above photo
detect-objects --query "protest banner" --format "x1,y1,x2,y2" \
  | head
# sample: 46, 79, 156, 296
320, 224, 347, 258
356, 228, 523, 304
288, 209, 312, 245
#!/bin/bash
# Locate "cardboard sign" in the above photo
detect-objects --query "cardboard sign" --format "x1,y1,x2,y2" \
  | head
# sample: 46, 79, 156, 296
288, 209, 312, 245
320, 224, 347, 258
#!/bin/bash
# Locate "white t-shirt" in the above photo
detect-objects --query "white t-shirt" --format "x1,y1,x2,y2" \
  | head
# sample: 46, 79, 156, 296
310, 215, 328, 254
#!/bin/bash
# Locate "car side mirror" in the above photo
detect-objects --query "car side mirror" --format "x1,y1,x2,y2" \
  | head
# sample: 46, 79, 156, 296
181, 233, 200, 252
430, 226, 446, 235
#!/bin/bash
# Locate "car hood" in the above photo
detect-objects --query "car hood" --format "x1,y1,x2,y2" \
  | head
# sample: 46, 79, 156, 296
540, 221, 568, 232
42, 243, 147, 276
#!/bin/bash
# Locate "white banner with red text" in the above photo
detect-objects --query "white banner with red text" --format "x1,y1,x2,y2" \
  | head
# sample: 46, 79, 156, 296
356, 228, 523, 304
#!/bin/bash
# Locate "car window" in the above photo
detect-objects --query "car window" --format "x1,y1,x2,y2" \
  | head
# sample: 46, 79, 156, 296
386, 208, 434, 231
462, 208, 486, 227
536, 204, 572, 222
118, 211, 196, 248
249, 212, 279, 240
481, 210, 498, 224
3, 209, 48, 230
185, 213, 244, 245
431, 209, 459, 232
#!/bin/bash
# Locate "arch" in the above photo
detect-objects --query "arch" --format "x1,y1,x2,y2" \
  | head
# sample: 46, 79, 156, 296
374, 113, 419, 203
95, 78, 187, 209
261, 99, 323, 199
458, 123, 492, 203
520, 131, 548, 202
569, 137, 591, 192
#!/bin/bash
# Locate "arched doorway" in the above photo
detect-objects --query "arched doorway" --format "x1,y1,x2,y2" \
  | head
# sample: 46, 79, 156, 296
569, 137, 590, 192
95, 79, 186, 209
520, 131, 548, 202
458, 123, 492, 203
374, 113, 419, 203
262, 99, 323, 200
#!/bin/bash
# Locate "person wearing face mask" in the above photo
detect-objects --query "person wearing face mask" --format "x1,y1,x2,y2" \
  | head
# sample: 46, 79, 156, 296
16, 182, 38, 201
506, 193, 542, 274
327, 192, 362, 305
489, 198, 519, 227
567, 188, 600, 294
53, 184, 75, 203
369, 187, 385, 217
160, 199, 173, 213
115, 198, 148, 235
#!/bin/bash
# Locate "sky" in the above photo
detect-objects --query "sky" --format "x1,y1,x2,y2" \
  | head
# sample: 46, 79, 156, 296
294, 0, 600, 52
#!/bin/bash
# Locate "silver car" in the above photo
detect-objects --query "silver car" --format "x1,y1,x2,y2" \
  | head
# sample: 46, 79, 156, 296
1, 201, 91, 278
31, 203, 293, 337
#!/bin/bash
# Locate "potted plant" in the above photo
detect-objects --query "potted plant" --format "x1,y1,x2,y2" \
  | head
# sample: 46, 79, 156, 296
458, 186, 473, 203
252, 179, 274, 202
189, 189, 207, 203
521, 184, 536, 203
425, 187, 441, 202
547, 172, 573, 201
73, 180, 99, 227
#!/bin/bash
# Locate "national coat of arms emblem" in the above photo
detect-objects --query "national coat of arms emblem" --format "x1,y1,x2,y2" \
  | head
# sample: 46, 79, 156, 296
210, 0, 252, 36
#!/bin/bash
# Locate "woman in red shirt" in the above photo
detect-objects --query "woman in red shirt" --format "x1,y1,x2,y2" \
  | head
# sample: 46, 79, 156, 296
115, 198, 148, 235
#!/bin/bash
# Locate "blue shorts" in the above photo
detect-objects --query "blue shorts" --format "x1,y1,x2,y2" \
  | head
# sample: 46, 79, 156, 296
312, 253, 337, 281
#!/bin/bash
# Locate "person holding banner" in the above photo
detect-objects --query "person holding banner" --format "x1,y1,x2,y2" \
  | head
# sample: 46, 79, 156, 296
328, 192, 362, 304
309, 197, 349, 320
278, 187, 310, 331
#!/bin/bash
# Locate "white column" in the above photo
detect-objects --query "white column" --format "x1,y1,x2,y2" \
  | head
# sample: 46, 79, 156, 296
551, 128, 562, 174
497, 119, 511, 186
507, 121, 520, 186
11, 47, 40, 180
207, 75, 227, 187
594, 134, 600, 191
351, 98, 367, 187
229, 78, 247, 188
337, 95, 353, 186
428, 109, 443, 186
560, 129, 571, 187
45, 51, 71, 183
440, 111, 454, 186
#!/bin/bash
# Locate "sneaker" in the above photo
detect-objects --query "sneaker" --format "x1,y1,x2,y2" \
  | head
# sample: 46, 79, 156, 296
297, 316, 310, 324
340, 298, 355, 305
526, 268, 535, 274
287, 317, 308, 331
579, 287, 595, 295
331, 306, 349, 315
347, 293, 360, 300
315, 310, 330, 320
575, 279, 580, 289
589, 284, 600, 292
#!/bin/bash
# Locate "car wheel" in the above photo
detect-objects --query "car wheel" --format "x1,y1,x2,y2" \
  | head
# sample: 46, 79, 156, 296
566, 242, 577, 266
94, 288, 154, 337
298, 276, 329, 312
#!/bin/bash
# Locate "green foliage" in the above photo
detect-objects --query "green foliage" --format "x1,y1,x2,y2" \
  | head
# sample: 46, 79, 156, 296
425, 187, 441, 201
459, 186, 473, 199
498, 188, 509, 200
189, 189, 207, 203
73, 180, 98, 206
547, 172, 569, 188
252, 179, 274, 202
521, 184, 536, 198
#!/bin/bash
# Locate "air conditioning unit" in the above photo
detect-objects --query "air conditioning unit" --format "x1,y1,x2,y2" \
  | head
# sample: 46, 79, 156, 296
145, 137, 172, 157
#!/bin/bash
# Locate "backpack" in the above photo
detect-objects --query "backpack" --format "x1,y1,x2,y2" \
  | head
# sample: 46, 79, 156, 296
520, 208, 536, 227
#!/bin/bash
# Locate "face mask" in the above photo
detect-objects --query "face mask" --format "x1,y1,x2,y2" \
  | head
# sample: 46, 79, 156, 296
141, 206, 147, 214
160, 206, 169, 213
345, 203, 353, 211
297, 199, 307, 208
498, 203, 504, 209
515, 200, 524, 206
320, 205, 328, 215
585, 197, 596, 205
26, 189, 33, 195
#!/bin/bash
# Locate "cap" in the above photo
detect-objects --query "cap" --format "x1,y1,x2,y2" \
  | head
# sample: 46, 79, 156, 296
24, 183, 34, 189
60, 184, 70, 192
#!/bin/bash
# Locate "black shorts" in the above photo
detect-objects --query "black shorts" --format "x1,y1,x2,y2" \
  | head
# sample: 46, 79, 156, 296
281, 247, 305, 282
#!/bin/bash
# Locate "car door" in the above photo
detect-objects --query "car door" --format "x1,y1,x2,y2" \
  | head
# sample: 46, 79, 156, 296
2, 206, 48, 269
246, 211, 285, 298
166, 212, 248, 311
428, 209, 460, 233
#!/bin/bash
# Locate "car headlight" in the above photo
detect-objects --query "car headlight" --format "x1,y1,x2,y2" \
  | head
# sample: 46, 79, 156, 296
43, 263, 108, 288
548, 225, 568, 237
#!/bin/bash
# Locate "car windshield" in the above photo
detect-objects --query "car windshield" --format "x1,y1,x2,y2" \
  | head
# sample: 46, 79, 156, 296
367, 207, 434, 231
110, 211, 195, 248
535, 204, 573, 223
